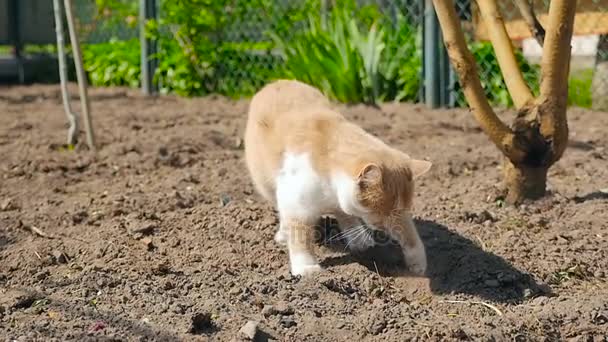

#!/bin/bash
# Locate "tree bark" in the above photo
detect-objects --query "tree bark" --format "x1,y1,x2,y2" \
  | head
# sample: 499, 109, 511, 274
513, 0, 545, 47
503, 159, 547, 204
477, 0, 534, 109
431, 0, 525, 163
537, 0, 576, 164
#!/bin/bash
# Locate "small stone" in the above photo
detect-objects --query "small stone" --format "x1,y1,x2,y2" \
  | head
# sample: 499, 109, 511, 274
532, 296, 547, 306
279, 316, 296, 328
484, 279, 500, 287
171, 303, 185, 314
52, 250, 68, 264
591, 310, 608, 325
261, 305, 277, 317
72, 210, 88, 224
238, 320, 259, 340
141, 237, 154, 250
274, 301, 294, 315
220, 194, 231, 207
35, 270, 50, 281
131, 224, 156, 236
478, 210, 496, 223
0, 198, 17, 211
89, 321, 106, 332
229, 287, 242, 295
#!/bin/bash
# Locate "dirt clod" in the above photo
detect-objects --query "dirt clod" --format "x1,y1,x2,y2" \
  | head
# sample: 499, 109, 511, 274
51, 250, 68, 264
238, 320, 259, 340
130, 223, 156, 237
141, 237, 154, 250
190, 312, 216, 335
0, 198, 18, 211
0, 290, 40, 311
279, 316, 296, 329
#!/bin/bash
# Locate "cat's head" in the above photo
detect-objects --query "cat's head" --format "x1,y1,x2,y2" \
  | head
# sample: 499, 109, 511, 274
350, 158, 431, 228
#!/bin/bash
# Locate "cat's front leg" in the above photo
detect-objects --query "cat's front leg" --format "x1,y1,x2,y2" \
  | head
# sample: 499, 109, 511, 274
282, 217, 321, 276
386, 214, 427, 275
274, 221, 289, 246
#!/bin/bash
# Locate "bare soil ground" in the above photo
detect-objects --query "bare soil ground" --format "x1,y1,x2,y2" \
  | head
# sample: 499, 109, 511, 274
1, 84, 607, 341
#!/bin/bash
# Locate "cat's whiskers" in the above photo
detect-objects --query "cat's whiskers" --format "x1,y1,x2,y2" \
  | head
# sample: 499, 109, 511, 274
327, 224, 366, 242
344, 226, 370, 251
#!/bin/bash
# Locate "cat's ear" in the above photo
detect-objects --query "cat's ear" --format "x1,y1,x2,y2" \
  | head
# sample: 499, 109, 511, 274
409, 159, 432, 179
357, 163, 382, 188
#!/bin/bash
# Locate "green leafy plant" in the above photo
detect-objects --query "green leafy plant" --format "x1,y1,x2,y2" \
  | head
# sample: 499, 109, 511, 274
82, 38, 141, 87
271, 4, 421, 104
81, 0, 421, 101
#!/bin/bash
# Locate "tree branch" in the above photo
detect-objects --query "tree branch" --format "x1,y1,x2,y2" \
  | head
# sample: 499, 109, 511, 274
432, 0, 525, 162
513, 0, 545, 46
537, 0, 577, 162
477, 0, 535, 109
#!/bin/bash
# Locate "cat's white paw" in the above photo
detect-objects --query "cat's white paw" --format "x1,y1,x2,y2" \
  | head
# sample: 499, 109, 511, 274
345, 229, 375, 252
403, 244, 427, 275
274, 228, 288, 246
289, 252, 322, 276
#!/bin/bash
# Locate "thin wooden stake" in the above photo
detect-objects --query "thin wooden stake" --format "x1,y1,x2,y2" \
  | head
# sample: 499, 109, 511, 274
63, 0, 96, 151
52, 0, 79, 146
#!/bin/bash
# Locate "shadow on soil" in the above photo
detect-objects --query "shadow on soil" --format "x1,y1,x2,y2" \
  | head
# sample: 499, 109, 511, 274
321, 218, 548, 303
0, 234, 13, 254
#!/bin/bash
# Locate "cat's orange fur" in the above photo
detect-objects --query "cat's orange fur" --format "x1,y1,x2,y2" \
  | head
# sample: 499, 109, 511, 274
245, 79, 432, 276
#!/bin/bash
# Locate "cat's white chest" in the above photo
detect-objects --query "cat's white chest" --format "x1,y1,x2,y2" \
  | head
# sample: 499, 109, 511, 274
275, 152, 337, 220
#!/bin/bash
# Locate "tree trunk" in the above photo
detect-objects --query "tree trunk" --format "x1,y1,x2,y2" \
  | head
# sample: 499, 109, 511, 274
432, 0, 576, 205
503, 159, 548, 204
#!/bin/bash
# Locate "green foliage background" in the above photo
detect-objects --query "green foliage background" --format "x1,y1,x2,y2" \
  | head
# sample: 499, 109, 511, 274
79, 0, 590, 108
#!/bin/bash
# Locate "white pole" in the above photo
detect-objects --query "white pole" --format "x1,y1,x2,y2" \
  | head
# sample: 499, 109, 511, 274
63, 0, 96, 151
52, 0, 79, 146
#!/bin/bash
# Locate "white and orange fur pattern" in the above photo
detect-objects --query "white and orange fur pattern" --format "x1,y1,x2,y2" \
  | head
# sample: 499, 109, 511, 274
244, 80, 432, 276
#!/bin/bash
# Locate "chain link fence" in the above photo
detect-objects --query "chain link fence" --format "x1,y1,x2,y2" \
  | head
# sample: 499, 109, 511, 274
39, 1, 608, 110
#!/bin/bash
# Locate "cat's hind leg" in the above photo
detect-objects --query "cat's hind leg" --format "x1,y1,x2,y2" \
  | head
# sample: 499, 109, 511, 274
275, 153, 325, 276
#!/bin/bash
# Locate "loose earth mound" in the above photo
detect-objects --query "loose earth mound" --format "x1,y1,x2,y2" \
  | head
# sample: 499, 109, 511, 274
1, 85, 607, 341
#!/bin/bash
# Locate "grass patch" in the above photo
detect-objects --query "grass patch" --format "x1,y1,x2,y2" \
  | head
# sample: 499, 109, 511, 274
568, 68, 594, 108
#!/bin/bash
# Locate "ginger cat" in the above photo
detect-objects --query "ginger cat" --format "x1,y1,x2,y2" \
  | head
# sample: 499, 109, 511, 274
244, 80, 432, 276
